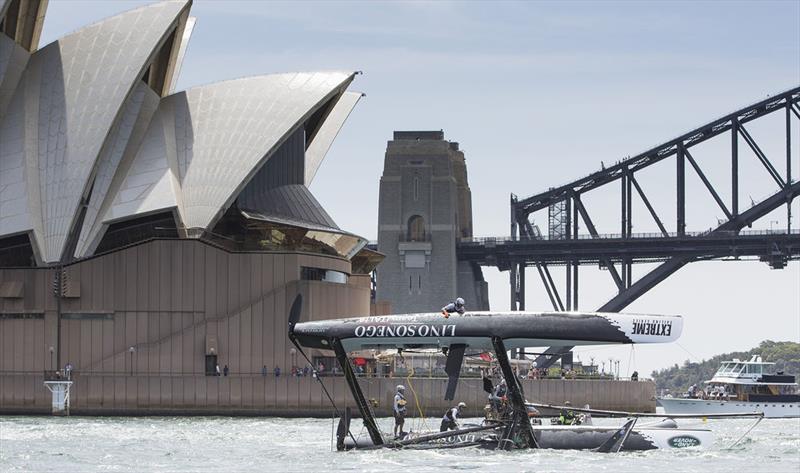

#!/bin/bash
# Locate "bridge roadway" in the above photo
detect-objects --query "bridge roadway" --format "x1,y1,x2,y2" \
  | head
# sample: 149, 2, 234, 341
457, 229, 800, 270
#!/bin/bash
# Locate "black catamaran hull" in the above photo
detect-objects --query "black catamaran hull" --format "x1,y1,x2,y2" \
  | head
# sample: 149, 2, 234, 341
341, 425, 712, 451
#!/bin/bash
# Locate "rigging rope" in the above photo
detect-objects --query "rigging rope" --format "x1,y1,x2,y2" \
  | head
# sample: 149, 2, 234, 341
676, 341, 700, 362
405, 368, 431, 432
289, 338, 358, 445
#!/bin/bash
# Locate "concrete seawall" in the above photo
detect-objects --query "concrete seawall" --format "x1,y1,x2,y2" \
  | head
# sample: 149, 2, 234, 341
0, 373, 655, 416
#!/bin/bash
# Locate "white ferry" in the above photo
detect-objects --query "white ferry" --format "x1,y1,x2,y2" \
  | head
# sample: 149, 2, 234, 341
658, 355, 799, 418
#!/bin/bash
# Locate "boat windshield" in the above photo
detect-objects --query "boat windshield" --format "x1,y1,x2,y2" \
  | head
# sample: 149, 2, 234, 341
719, 363, 745, 375
716, 362, 768, 377
744, 364, 764, 375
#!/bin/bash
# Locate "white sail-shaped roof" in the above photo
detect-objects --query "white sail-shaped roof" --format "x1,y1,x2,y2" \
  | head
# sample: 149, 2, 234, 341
305, 91, 362, 186
177, 72, 355, 231
87, 71, 354, 251
2, 1, 365, 263
73, 81, 163, 258
0, 0, 190, 262
0, 35, 28, 121
0, 0, 47, 53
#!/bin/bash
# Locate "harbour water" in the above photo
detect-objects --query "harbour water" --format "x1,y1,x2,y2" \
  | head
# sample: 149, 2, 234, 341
1, 416, 798, 472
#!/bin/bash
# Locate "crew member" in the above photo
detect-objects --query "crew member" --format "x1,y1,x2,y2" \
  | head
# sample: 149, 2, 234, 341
558, 400, 577, 425
489, 378, 507, 413
393, 385, 407, 439
441, 297, 466, 318
440, 402, 466, 432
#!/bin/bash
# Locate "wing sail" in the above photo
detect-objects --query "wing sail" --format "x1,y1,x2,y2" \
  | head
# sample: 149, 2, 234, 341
291, 310, 682, 352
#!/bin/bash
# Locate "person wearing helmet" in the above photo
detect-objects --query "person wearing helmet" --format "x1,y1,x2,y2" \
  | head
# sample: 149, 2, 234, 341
489, 378, 507, 413
441, 297, 466, 318
558, 400, 577, 425
393, 385, 408, 438
440, 401, 466, 431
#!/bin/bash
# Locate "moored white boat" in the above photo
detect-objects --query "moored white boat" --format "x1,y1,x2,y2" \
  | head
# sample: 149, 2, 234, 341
658, 355, 800, 418
657, 397, 799, 418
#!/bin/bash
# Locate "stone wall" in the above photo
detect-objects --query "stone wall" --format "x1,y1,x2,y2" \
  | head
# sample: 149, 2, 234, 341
0, 238, 371, 411
0, 374, 655, 416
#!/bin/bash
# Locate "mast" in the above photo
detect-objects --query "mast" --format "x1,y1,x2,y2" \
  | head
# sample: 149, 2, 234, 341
331, 338, 384, 446
491, 336, 538, 449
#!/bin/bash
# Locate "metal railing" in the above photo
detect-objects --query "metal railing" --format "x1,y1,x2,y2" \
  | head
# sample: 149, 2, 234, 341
2, 369, 645, 381
460, 228, 799, 244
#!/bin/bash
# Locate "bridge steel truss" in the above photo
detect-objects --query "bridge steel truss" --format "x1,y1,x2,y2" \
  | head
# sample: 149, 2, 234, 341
461, 86, 800, 367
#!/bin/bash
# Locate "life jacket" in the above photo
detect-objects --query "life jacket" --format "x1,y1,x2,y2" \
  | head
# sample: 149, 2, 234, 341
394, 392, 407, 414
559, 408, 575, 425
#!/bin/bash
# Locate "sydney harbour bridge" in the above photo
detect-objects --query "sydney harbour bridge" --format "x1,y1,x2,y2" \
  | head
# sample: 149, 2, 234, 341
457, 85, 800, 367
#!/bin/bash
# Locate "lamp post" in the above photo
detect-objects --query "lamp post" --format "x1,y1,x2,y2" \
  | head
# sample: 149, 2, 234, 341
49, 346, 54, 371
129, 346, 135, 376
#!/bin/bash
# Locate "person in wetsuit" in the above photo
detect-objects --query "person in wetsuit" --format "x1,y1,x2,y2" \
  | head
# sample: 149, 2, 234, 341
441, 298, 466, 318
440, 402, 466, 431
393, 385, 407, 439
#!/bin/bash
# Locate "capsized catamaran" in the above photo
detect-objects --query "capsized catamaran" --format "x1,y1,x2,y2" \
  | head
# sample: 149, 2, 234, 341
287, 295, 759, 452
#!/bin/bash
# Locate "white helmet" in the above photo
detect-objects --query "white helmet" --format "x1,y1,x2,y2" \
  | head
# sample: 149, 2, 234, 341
455, 297, 465, 306
458, 402, 467, 408
397, 385, 405, 391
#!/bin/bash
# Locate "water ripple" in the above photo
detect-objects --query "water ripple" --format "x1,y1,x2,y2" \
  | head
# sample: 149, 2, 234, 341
0, 416, 798, 472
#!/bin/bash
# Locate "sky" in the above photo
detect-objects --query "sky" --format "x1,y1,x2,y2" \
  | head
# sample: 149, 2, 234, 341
40, 0, 800, 378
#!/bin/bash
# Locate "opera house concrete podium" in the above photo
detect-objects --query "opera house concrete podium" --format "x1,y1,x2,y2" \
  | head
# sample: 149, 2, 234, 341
0, 0, 379, 414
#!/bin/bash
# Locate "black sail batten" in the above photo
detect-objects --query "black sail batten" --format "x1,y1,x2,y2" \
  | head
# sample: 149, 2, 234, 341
332, 338, 384, 446
287, 294, 303, 338
492, 336, 538, 449
595, 418, 637, 453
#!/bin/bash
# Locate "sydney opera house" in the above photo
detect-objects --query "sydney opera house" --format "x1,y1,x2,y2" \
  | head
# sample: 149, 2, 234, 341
0, 0, 381, 414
